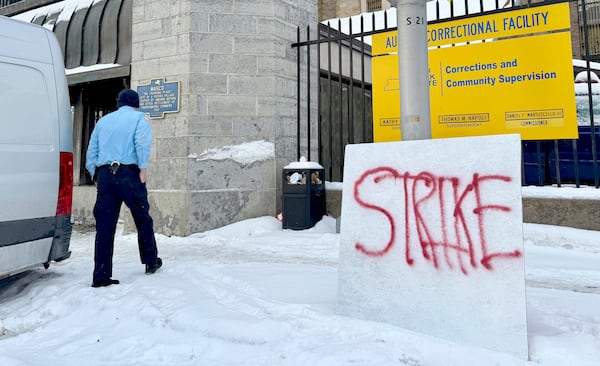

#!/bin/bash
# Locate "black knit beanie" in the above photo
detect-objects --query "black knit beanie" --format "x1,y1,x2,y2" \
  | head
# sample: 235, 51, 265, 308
117, 89, 140, 108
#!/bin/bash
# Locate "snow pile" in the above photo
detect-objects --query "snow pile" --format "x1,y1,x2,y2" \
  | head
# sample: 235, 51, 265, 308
0, 215, 598, 365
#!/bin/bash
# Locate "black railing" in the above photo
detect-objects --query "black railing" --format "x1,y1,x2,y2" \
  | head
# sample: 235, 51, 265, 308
0, 0, 22, 7
293, 0, 599, 187
0, 0, 63, 16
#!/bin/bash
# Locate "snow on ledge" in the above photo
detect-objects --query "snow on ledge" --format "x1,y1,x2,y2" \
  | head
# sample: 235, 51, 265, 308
191, 140, 275, 164
522, 185, 600, 200
284, 156, 324, 170
66, 63, 123, 75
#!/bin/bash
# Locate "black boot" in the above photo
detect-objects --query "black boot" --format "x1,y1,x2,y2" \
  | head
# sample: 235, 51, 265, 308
92, 278, 120, 288
145, 257, 162, 274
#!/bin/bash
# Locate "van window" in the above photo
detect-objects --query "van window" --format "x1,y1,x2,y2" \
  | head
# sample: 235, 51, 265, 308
0, 62, 53, 145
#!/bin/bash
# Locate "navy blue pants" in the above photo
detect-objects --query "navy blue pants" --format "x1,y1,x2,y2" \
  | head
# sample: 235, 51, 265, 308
93, 165, 158, 282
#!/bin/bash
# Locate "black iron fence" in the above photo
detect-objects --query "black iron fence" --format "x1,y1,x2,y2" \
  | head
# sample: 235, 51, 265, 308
293, 0, 599, 188
0, 0, 61, 16
0, 0, 21, 7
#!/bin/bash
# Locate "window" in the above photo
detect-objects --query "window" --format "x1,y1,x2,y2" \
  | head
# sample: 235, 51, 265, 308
69, 79, 126, 186
367, 0, 382, 12
0, 63, 53, 145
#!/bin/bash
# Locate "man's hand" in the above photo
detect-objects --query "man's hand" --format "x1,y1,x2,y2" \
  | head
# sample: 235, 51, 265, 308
139, 168, 147, 184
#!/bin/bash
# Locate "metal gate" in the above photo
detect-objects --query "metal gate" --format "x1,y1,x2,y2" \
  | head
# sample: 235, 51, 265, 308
293, 0, 599, 188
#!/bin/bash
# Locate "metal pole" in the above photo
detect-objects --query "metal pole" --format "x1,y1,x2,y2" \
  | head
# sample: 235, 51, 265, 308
397, 0, 431, 141
296, 27, 301, 160
306, 25, 311, 161
581, 0, 599, 188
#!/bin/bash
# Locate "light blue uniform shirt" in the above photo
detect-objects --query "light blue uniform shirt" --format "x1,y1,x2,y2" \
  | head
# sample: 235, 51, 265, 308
85, 106, 152, 176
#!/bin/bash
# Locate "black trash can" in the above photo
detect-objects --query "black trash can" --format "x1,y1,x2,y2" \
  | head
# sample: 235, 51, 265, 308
282, 165, 326, 230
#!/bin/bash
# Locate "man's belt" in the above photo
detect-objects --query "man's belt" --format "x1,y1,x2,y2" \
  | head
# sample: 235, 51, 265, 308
98, 161, 138, 175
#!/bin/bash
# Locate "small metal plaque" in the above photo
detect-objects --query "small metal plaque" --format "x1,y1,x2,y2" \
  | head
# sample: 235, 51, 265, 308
137, 78, 180, 119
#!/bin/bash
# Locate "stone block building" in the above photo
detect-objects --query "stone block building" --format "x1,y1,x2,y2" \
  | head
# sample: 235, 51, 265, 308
3, 0, 318, 236
0, 0, 594, 236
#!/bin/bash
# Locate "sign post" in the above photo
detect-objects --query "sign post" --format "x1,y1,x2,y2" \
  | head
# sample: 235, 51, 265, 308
398, 0, 431, 140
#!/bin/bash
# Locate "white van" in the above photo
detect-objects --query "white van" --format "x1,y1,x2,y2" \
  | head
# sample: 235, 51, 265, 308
0, 16, 73, 279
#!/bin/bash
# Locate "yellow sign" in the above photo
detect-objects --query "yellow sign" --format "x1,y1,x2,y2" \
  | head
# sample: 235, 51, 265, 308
429, 3, 571, 47
372, 2, 578, 141
372, 55, 402, 142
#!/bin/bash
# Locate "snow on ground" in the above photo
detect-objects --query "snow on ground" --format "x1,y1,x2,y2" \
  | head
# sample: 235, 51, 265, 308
0, 213, 599, 365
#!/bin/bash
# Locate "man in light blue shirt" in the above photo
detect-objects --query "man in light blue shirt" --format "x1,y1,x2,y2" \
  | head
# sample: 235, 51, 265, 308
86, 89, 162, 288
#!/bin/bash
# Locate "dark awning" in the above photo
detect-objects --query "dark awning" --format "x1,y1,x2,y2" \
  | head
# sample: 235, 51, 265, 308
12, 0, 132, 84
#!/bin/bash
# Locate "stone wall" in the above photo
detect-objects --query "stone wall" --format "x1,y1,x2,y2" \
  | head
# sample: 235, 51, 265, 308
522, 196, 600, 231
326, 189, 600, 231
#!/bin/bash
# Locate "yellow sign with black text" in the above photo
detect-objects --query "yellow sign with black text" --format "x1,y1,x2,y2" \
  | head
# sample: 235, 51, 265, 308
372, 2, 577, 141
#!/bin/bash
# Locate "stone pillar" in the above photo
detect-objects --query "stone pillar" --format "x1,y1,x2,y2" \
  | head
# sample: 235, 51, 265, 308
129, 0, 318, 236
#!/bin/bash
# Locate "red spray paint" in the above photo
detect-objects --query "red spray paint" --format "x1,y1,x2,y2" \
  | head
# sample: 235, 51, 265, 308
353, 167, 521, 275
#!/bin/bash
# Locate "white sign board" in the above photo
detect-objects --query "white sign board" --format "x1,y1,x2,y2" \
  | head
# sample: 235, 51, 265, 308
337, 134, 528, 359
